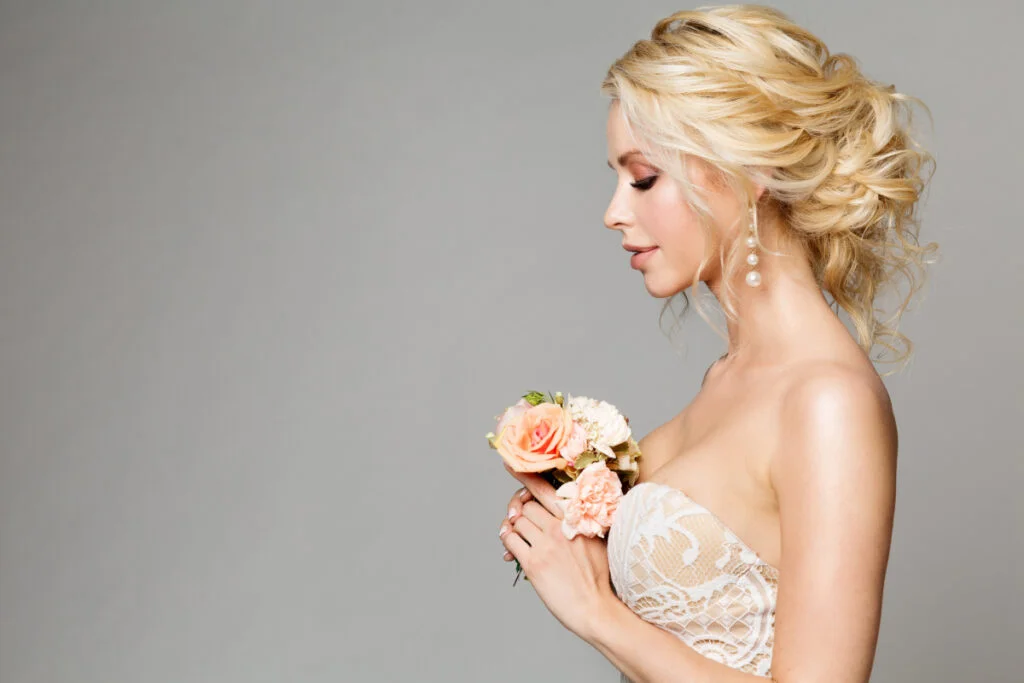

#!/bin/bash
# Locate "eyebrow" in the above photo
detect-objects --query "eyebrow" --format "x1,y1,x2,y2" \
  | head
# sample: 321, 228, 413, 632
606, 149, 645, 169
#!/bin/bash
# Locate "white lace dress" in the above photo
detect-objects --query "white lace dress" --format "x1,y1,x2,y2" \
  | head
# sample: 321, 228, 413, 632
606, 481, 780, 681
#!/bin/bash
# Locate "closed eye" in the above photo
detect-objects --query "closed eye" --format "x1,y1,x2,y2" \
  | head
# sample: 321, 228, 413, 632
630, 175, 658, 191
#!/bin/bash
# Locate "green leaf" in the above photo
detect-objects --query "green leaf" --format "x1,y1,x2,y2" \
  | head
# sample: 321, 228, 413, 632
572, 450, 604, 471
513, 559, 530, 584
521, 391, 545, 406
552, 468, 574, 485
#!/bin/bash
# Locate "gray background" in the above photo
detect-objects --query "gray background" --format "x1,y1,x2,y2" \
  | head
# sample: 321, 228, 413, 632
1, 1, 1020, 681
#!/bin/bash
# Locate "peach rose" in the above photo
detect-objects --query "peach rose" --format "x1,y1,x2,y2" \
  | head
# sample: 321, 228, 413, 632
555, 460, 623, 540
494, 402, 573, 473
494, 398, 531, 440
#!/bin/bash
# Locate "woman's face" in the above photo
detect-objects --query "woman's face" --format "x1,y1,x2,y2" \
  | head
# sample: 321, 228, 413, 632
603, 101, 740, 297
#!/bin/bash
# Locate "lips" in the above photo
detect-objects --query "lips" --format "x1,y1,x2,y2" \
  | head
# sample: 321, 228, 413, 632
629, 246, 658, 270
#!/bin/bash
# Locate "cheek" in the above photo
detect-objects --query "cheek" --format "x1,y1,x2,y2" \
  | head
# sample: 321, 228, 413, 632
644, 191, 703, 253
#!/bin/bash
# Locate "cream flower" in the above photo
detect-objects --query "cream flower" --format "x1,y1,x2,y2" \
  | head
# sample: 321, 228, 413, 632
566, 395, 632, 459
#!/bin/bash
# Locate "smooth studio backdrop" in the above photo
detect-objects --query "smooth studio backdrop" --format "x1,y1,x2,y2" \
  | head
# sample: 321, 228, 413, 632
1, 1, 1021, 681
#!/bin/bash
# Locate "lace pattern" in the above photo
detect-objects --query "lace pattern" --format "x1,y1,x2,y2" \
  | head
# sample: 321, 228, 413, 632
607, 482, 779, 681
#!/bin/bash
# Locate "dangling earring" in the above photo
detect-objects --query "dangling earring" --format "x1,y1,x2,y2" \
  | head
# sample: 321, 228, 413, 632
744, 202, 762, 287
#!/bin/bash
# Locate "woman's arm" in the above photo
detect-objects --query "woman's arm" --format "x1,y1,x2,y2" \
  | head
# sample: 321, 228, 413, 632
582, 368, 898, 683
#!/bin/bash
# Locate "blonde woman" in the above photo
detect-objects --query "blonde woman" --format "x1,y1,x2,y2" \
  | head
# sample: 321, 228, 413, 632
497, 5, 937, 682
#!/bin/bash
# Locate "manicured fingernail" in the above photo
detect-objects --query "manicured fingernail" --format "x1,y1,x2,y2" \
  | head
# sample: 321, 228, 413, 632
499, 524, 509, 537
508, 508, 517, 520
519, 489, 530, 500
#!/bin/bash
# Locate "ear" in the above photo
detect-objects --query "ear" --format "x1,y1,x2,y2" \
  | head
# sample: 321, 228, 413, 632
750, 165, 773, 202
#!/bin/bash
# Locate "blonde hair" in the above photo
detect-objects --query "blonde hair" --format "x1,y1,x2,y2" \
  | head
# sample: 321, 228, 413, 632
600, 4, 939, 373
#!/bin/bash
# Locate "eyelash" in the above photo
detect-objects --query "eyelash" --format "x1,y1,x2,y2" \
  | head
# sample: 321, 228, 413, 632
630, 175, 658, 191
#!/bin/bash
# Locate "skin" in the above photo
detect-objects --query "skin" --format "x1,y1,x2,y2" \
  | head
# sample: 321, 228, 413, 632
498, 100, 899, 683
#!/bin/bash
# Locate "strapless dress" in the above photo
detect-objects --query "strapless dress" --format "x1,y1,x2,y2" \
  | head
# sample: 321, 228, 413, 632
607, 481, 780, 681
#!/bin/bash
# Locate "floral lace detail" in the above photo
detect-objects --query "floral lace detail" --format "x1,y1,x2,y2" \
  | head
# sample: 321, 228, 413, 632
607, 482, 779, 681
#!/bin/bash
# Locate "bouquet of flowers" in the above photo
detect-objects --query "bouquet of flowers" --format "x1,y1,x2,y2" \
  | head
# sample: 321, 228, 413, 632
485, 390, 642, 584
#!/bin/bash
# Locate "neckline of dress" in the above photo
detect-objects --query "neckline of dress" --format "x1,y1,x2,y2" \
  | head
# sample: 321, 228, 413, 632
624, 481, 780, 573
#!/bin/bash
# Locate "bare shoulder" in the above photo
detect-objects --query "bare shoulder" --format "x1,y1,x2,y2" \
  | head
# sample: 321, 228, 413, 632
779, 360, 895, 440
771, 359, 898, 495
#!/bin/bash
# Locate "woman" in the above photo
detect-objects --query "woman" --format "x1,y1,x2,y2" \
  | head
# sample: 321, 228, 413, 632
497, 5, 937, 682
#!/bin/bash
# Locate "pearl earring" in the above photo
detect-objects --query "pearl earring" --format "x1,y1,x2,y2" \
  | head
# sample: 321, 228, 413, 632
744, 203, 762, 288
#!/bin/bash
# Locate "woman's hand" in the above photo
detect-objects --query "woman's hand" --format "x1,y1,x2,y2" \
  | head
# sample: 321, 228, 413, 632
500, 484, 532, 563
498, 462, 617, 642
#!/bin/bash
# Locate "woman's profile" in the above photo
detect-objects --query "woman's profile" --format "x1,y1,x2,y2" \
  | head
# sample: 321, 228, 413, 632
497, 5, 938, 682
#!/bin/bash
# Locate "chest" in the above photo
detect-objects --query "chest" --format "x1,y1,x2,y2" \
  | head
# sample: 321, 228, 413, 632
640, 387, 774, 486
633, 387, 782, 567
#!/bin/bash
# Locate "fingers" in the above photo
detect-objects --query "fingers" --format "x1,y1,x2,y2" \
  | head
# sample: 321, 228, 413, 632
502, 487, 533, 562
503, 464, 559, 516
511, 513, 543, 545
500, 519, 514, 560
511, 486, 532, 508
499, 478, 560, 568
518, 499, 554, 532
504, 488, 530, 526
506, 487, 532, 524
500, 524, 530, 566
507, 471, 563, 521
499, 504, 542, 546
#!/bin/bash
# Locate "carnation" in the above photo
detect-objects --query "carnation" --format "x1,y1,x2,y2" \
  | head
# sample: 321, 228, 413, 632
554, 460, 623, 540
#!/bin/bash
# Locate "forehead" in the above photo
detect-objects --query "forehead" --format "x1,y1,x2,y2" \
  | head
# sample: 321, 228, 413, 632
605, 101, 635, 151
606, 104, 648, 168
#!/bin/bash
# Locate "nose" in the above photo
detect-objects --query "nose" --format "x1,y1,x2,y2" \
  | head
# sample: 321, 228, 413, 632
603, 186, 632, 232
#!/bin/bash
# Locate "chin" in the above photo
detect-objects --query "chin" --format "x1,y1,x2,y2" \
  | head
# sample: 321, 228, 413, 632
641, 272, 690, 299
649, 287, 686, 300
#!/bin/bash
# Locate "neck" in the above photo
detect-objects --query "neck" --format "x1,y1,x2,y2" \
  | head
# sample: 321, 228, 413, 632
705, 219, 835, 368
